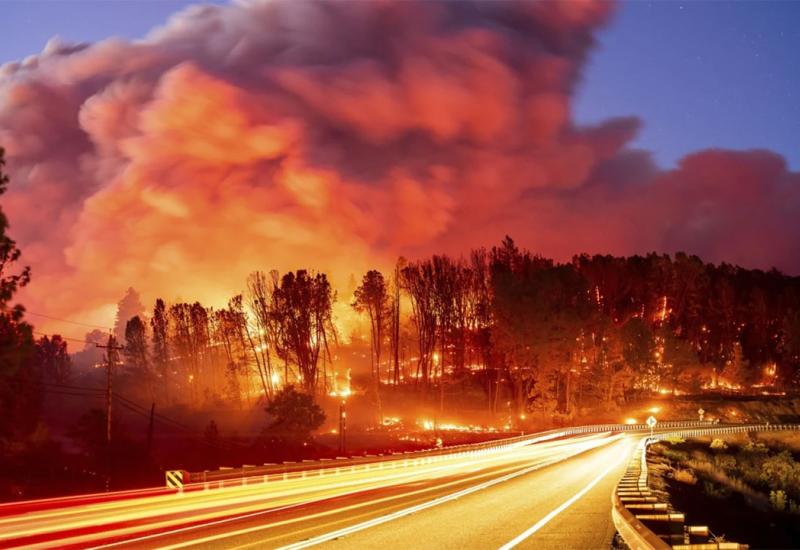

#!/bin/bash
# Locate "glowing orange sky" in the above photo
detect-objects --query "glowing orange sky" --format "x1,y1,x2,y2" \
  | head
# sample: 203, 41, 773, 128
1, 1, 798, 337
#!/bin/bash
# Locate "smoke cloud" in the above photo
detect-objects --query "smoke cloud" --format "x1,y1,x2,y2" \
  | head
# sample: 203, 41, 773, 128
1, 0, 798, 333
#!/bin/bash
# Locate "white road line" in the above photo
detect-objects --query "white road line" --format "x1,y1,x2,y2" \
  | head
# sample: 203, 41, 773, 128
497, 445, 629, 550
88, 435, 616, 550
275, 437, 620, 550
275, 458, 565, 550
87, 445, 552, 550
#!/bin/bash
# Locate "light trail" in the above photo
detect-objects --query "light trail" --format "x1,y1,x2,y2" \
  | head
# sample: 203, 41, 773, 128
497, 441, 632, 549
0, 432, 620, 549
274, 449, 601, 550
155, 435, 622, 550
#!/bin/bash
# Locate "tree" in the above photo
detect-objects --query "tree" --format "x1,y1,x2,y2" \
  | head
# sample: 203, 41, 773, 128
0, 147, 38, 446
150, 299, 169, 401
353, 270, 389, 420
124, 316, 151, 397
621, 317, 655, 389
660, 328, 697, 393
114, 288, 146, 344
400, 262, 437, 388
271, 271, 336, 394
490, 238, 589, 418
389, 258, 406, 385
264, 386, 325, 441
36, 335, 71, 384
246, 272, 279, 397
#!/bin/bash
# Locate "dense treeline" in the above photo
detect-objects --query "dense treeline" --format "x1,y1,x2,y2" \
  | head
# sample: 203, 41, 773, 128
4, 147, 800, 452
3, 144, 800, 500
111, 270, 337, 409
0, 148, 72, 449
66, 236, 800, 424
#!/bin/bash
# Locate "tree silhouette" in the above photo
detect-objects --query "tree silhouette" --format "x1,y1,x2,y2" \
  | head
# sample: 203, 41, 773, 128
113, 288, 145, 344
36, 335, 71, 384
353, 270, 389, 420
125, 316, 151, 397
0, 147, 38, 446
150, 299, 169, 401
264, 386, 325, 441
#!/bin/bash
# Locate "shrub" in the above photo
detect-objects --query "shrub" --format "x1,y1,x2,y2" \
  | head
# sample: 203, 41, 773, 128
674, 468, 698, 485
710, 438, 728, 450
743, 441, 769, 454
662, 448, 689, 462
714, 454, 736, 471
760, 451, 795, 489
703, 480, 730, 498
264, 386, 326, 441
770, 489, 787, 512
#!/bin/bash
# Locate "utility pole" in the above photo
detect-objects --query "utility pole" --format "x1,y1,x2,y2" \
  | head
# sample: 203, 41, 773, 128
96, 335, 124, 444
338, 400, 347, 454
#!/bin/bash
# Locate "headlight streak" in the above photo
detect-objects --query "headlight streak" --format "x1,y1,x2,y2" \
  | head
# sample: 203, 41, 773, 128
141, 436, 624, 550
497, 440, 633, 549
0, 433, 621, 549
1, 433, 604, 540
270, 436, 627, 550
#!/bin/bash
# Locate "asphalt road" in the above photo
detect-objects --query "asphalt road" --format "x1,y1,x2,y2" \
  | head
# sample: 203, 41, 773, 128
0, 432, 636, 550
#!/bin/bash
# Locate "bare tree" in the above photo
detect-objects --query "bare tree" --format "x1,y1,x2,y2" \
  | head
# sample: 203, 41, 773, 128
150, 299, 169, 403
247, 271, 280, 396
400, 262, 437, 390
390, 258, 406, 384
353, 270, 389, 421
271, 270, 336, 394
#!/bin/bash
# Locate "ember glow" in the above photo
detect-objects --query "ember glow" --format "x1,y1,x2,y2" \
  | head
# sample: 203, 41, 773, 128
1, 0, 799, 333
2, 4, 800, 549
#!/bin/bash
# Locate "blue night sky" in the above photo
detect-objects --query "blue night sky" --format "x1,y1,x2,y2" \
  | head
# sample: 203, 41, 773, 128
3, 0, 800, 169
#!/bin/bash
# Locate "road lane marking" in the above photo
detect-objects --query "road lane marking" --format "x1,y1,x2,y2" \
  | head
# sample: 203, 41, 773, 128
497, 444, 630, 550
103, 436, 617, 550
10, 443, 551, 543
275, 460, 568, 550
78, 434, 615, 550
1, 432, 609, 538
87, 449, 579, 550
272, 437, 621, 550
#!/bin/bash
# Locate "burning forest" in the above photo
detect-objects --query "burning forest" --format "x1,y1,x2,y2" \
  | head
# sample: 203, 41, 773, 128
1, 2, 800, 536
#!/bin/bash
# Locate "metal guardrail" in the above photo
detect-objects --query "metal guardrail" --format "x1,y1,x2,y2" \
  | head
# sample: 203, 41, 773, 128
613, 423, 800, 550
170, 420, 718, 489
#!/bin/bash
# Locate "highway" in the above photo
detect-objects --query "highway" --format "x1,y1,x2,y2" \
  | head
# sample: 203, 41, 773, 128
0, 431, 637, 549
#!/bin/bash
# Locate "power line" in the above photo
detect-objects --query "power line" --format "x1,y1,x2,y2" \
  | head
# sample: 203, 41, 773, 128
41, 382, 195, 433
41, 382, 242, 451
39, 387, 233, 451
41, 388, 105, 399
41, 382, 104, 393
33, 330, 98, 346
25, 311, 111, 330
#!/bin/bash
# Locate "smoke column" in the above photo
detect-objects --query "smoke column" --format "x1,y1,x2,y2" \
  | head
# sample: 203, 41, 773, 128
1, 0, 798, 332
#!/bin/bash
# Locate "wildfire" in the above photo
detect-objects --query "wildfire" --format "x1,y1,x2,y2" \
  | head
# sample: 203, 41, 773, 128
330, 368, 352, 398
416, 419, 507, 433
